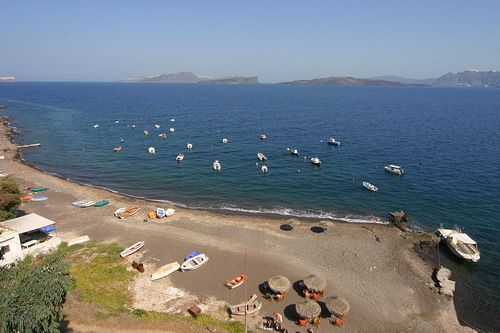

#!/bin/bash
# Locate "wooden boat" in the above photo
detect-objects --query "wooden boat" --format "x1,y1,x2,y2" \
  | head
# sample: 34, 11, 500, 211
120, 241, 145, 258
225, 274, 247, 289
156, 208, 166, 218
31, 196, 48, 201
151, 261, 180, 281
94, 200, 109, 207
115, 206, 141, 219
229, 294, 262, 315
180, 253, 209, 271
362, 181, 378, 192
21, 195, 33, 201
165, 208, 176, 217
437, 227, 480, 262
31, 187, 48, 192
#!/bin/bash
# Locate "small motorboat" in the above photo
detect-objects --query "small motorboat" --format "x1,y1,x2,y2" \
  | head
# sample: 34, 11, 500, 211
120, 241, 145, 258
114, 208, 125, 217
151, 261, 180, 281
156, 208, 166, 218
31, 196, 48, 202
291, 148, 299, 156
159, 133, 167, 139
165, 208, 175, 217
79, 200, 96, 208
120, 138, 125, 143
115, 120, 120, 124
31, 187, 48, 192
225, 274, 247, 289
181, 253, 209, 271
93, 124, 100, 128
184, 251, 201, 261
328, 138, 341, 146
222, 138, 228, 144
148, 147, 156, 154
94, 200, 109, 207
229, 294, 262, 316
257, 153, 267, 161
437, 227, 480, 262
213, 160, 222, 171
363, 181, 378, 192
144, 130, 149, 135
115, 206, 141, 219
176, 153, 184, 161
154, 124, 160, 129
260, 134, 267, 141
187, 143, 193, 150
261, 165, 269, 173
170, 118, 175, 122
131, 124, 136, 128
385, 164, 404, 175
311, 157, 321, 166
169, 128, 175, 133
113, 145, 122, 152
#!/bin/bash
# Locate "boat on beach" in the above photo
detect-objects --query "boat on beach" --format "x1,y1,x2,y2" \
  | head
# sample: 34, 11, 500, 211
156, 207, 165, 218
32, 196, 48, 201
78, 200, 96, 208
148, 147, 156, 154
385, 164, 404, 175
213, 160, 222, 171
165, 208, 175, 217
311, 157, 321, 166
94, 200, 109, 207
328, 138, 341, 146
180, 253, 209, 271
151, 261, 180, 281
184, 251, 201, 261
114, 206, 141, 219
229, 294, 262, 315
363, 181, 378, 192
437, 227, 480, 262
225, 274, 247, 289
31, 187, 48, 192
120, 241, 145, 258
257, 152, 267, 161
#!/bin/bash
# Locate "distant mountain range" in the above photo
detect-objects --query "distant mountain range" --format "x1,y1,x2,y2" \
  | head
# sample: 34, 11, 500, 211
281, 76, 404, 86
122, 72, 258, 84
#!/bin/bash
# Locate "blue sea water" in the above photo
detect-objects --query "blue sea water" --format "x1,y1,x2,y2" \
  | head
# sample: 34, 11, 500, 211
1, 82, 499, 331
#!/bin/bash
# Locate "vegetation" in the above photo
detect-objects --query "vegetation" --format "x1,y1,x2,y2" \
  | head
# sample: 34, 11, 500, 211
0, 177, 21, 222
0, 252, 75, 333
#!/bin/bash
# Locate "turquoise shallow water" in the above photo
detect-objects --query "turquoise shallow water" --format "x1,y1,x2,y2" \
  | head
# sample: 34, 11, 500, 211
1, 82, 499, 331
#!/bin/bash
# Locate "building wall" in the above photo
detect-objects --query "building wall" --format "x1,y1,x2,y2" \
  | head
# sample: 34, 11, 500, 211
0, 231, 24, 266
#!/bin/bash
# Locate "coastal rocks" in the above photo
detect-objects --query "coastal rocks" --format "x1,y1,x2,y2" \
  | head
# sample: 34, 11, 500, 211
435, 266, 456, 297
388, 210, 410, 231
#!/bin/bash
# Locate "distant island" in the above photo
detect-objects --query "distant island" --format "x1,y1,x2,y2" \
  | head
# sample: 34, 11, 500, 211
280, 76, 404, 86
0, 76, 16, 82
121, 72, 258, 84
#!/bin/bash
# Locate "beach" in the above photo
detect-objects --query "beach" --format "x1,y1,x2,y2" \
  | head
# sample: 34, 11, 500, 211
0, 118, 474, 333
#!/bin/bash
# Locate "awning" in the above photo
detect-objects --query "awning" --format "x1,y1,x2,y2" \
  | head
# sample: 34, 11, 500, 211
0, 213, 56, 234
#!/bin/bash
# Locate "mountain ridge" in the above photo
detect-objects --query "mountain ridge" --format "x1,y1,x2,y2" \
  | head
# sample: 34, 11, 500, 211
121, 72, 258, 84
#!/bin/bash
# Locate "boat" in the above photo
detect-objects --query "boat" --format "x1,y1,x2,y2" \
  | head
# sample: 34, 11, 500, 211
184, 251, 201, 261
156, 208, 166, 218
159, 133, 167, 139
31, 196, 48, 202
115, 206, 141, 219
113, 145, 122, 152
328, 138, 341, 146
93, 124, 99, 128
225, 274, 247, 289
115, 120, 120, 124
222, 138, 228, 144
67, 235, 90, 246
165, 208, 175, 217
131, 124, 136, 128
385, 164, 404, 175
148, 147, 156, 154
176, 153, 184, 161
31, 187, 48, 192
213, 160, 222, 171
260, 134, 267, 141
120, 241, 145, 258
362, 181, 378, 192
257, 153, 267, 161
437, 227, 480, 262
148, 210, 156, 218
79, 200, 96, 208
21, 195, 33, 201
261, 165, 268, 173
151, 261, 180, 281
154, 124, 160, 129
144, 130, 149, 135
94, 200, 109, 207
187, 143, 193, 150
114, 208, 125, 217
291, 148, 299, 156
169, 128, 175, 133
120, 138, 125, 143
73, 199, 93, 207
180, 253, 209, 271
229, 294, 262, 315
170, 118, 175, 122
311, 157, 321, 166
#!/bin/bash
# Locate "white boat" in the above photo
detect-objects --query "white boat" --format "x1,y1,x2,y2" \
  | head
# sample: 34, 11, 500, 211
176, 153, 184, 161
154, 124, 160, 129
257, 153, 267, 161
79, 200, 96, 208
120, 241, 145, 258
213, 160, 222, 171
165, 208, 176, 217
291, 148, 299, 156
187, 143, 193, 150
437, 227, 480, 262
156, 208, 166, 218
151, 261, 180, 281
229, 294, 262, 315
222, 138, 228, 144
385, 164, 404, 175
311, 157, 321, 166
144, 130, 149, 135
169, 128, 175, 133
72, 199, 89, 207
363, 181, 378, 192
93, 124, 99, 128
328, 138, 341, 146
260, 134, 267, 141
131, 124, 136, 128
115, 120, 120, 124
114, 208, 125, 217
68, 235, 90, 247
148, 147, 156, 154
170, 118, 175, 122
113, 145, 122, 152
261, 165, 268, 173
180, 253, 209, 271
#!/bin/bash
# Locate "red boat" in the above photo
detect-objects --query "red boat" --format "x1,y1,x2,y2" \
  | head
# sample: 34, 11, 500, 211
224, 274, 247, 289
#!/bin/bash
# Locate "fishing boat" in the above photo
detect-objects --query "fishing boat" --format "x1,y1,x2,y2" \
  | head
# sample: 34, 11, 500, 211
229, 294, 262, 316
94, 200, 109, 207
115, 206, 141, 219
169, 128, 175, 133
437, 227, 480, 262
222, 138, 228, 144
154, 124, 160, 129
184, 251, 201, 261
176, 153, 184, 161
213, 160, 222, 171
31, 196, 48, 202
225, 274, 247, 289
311, 157, 321, 166
363, 181, 378, 192
151, 261, 180, 281
159, 133, 167, 138
165, 208, 176, 217
31, 187, 48, 192
385, 164, 404, 175
180, 253, 209, 271
120, 241, 145, 258
261, 165, 268, 173
187, 143, 193, 150
79, 200, 96, 208
144, 130, 149, 135
156, 208, 166, 218
148, 147, 156, 154
260, 134, 267, 141
257, 153, 267, 161
113, 145, 122, 152
328, 138, 341, 146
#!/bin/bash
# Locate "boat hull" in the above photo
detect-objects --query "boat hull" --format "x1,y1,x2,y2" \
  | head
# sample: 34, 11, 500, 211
151, 262, 180, 280
120, 241, 145, 258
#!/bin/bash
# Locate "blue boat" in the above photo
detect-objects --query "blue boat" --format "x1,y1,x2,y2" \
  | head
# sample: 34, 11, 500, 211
184, 251, 201, 262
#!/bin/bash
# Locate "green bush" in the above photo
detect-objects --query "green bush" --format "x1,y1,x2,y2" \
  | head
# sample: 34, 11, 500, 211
0, 177, 21, 221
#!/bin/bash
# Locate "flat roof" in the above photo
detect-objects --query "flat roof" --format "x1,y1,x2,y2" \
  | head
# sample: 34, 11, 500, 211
0, 213, 55, 234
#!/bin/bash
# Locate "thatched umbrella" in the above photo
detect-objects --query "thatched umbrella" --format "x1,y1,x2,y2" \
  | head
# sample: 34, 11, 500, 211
268, 275, 291, 294
295, 300, 321, 319
325, 296, 350, 317
303, 275, 327, 292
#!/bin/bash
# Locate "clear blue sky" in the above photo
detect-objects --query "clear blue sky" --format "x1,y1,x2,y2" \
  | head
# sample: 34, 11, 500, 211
1, 0, 500, 82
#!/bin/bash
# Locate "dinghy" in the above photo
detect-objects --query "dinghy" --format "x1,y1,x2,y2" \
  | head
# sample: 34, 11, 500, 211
94, 200, 109, 207
257, 153, 267, 161
120, 241, 145, 258
229, 294, 262, 315
79, 200, 96, 208
213, 160, 222, 171
385, 164, 404, 175
176, 153, 184, 161
148, 147, 156, 154
180, 253, 209, 271
363, 181, 378, 192
156, 208, 166, 218
31, 187, 48, 192
115, 206, 141, 219
225, 274, 247, 289
32, 196, 48, 202
151, 261, 180, 281
311, 157, 321, 166
165, 208, 175, 217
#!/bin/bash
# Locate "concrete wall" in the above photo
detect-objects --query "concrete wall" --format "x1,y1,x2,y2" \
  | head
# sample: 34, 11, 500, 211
0, 230, 24, 266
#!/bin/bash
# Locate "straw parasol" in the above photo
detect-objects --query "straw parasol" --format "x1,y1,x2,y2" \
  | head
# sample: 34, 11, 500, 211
325, 296, 350, 317
268, 275, 291, 294
303, 275, 327, 292
295, 300, 321, 319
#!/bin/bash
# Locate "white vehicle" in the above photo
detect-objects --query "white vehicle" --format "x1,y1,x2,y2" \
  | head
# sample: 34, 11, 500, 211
328, 138, 341, 146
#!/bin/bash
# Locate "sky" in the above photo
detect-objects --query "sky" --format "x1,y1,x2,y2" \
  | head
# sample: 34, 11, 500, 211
1, 0, 500, 83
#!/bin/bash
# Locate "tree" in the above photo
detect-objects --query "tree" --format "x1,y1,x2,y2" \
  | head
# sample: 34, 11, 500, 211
0, 252, 75, 333
0, 177, 21, 221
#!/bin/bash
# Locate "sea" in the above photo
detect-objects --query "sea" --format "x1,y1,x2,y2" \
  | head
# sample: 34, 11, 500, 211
0, 82, 499, 332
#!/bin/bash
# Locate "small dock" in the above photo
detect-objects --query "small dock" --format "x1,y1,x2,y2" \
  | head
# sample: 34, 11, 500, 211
17, 143, 41, 149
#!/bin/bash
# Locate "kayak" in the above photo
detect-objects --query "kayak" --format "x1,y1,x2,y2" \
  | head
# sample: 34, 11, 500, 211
31, 187, 48, 192
94, 200, 109, 207
32, 196, 48, 201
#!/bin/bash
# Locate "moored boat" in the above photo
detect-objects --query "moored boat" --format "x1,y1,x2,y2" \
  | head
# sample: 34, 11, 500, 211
169, 128, 175, 133
159, 133, 167, 138
222, 138, 228, 144
385, 164, 404, 175
144, 130, 149, 135
261, 165, 268, 173
187, 143, 193, 150
180, 253, 209, 271
257, 152, 267, 161
176, 153, 184, 161
311, 157, 321, 166
225, 274, 247, 289
213, 160, 222, 171
93, 124, 99, 128
437, 227, 480, 262
120, 241, 145, 258
229, 294, 262, 315
79, 200, 96, 208
291, 148, 299, 156
260, 134, 267, 141
148, 147, 156, 154
113, 145, 122, 152
151, 261, 180, 281
328, 138, 341, 146
154, 124, 160, 129
362, 181, 378, 192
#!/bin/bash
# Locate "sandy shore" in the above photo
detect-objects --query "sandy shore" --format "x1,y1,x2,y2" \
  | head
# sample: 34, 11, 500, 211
0, 117, 474, 333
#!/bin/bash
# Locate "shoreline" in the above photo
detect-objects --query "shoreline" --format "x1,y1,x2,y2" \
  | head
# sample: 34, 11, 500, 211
0, 115, 474, 332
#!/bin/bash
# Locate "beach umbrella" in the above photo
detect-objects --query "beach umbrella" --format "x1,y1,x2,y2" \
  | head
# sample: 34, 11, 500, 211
325, 296, 350, 317
268, 275, 291, 294
303, 275, 327, 292
295, 300, 321, 319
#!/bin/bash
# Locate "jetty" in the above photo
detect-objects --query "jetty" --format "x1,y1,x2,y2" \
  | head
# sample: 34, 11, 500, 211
17, 143, 41, 149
